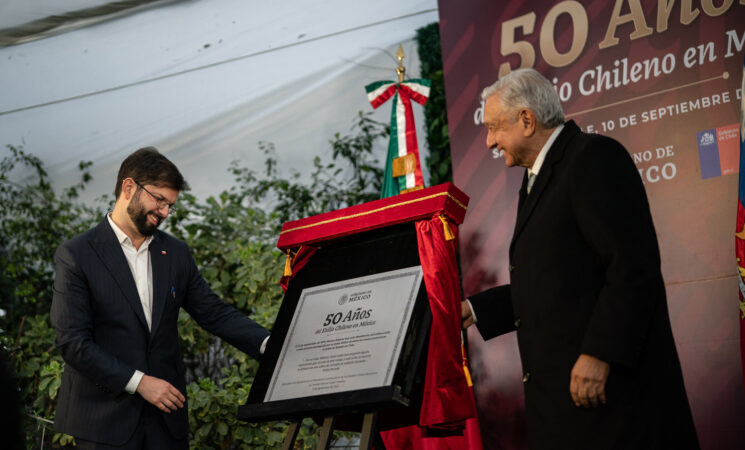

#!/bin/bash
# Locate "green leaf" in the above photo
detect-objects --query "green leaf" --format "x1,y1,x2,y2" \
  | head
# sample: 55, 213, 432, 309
216, 421, 228, 436
199, 422, 213, 437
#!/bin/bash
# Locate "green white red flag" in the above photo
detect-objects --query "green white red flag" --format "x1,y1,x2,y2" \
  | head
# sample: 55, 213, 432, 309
366, 78, 431, 198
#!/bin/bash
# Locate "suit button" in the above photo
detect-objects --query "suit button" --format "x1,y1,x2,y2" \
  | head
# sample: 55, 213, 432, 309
514, 318, 521, 328
509, 264, 515, 272
522, 372, 531, 383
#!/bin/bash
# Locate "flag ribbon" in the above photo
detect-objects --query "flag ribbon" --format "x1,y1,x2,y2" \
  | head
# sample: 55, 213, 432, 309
366, 79, 431, 198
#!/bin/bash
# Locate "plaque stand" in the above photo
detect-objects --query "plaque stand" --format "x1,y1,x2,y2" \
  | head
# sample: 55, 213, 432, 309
238, 183, 473, 447
281, 412, 384, 450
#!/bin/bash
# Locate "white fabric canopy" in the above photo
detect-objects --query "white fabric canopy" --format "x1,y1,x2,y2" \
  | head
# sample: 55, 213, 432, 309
0, 0, 123, 30
0, 1, 438, 203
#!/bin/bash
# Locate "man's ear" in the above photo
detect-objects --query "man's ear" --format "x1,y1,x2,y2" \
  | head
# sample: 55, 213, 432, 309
121, 178, 137, 201
520, 109, 537, 137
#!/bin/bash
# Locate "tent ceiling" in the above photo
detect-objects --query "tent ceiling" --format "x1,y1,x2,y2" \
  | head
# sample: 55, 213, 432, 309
1, 1, 439, 203
0, 0, 177, 46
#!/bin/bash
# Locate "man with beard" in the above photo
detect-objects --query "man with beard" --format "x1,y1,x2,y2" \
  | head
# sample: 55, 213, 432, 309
50, 147, 270, 449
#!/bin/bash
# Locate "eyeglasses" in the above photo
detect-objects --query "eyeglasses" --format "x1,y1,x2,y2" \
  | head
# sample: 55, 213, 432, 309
135, 181, 177, 214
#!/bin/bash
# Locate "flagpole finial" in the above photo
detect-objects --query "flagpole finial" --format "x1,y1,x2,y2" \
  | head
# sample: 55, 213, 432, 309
395, 44, 406, 83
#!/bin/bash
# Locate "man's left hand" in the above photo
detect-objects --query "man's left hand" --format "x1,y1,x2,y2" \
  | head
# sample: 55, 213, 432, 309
570, 354, 610, 408
460, 301, 474, 329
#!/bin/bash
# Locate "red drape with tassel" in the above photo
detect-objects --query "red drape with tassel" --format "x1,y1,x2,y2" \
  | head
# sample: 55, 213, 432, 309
381, 215, 483, 449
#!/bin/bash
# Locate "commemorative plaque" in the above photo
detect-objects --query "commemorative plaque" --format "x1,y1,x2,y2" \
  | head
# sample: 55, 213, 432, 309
265, 266, 423, 402
240, 223, 432, 423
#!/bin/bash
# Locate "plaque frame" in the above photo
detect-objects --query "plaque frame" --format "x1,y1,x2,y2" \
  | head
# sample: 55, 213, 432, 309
239, 223, 432, 423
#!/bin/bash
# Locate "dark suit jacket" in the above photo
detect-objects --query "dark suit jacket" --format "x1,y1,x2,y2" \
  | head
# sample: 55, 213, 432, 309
50, 218, 270, 445
469, 121, 699, 449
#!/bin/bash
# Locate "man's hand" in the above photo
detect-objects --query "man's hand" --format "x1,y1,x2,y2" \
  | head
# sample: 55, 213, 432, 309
136, 374, 185, 413
461, 301, 474, 329
570, 354, 610, 408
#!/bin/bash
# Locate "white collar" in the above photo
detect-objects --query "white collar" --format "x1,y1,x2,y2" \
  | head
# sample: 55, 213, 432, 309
528, 124, 564, 177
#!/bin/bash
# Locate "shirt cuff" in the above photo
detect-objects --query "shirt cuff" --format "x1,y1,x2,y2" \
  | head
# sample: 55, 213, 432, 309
260, 336, 270, 355
466, 299, 478, 324
125, 370, 144, 394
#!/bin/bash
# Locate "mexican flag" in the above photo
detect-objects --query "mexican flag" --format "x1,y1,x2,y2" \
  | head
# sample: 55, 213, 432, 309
366, 79, 431, 198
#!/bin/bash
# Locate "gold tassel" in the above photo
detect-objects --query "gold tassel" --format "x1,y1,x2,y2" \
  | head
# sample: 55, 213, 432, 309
461, 344, 473, 387
283, 251, 293, 277
439, 215, 455, 241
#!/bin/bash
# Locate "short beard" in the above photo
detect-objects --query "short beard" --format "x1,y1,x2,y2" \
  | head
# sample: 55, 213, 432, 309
127, 192, 162, 236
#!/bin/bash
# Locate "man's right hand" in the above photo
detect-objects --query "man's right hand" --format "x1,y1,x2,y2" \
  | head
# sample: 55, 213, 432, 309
136, 374, 185, 413
461, 301, 474, 329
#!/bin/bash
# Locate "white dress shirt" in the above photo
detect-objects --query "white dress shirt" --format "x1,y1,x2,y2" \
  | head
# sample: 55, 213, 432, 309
106, 214, 269, 395
107, 214, 151, 394
527, 124, 564, 179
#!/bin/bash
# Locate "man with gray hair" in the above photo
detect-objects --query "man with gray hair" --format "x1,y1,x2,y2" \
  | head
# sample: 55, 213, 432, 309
461, 68, 699, 449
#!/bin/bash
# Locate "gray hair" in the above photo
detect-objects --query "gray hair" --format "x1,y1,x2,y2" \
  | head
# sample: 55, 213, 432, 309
481, 68, 565, 128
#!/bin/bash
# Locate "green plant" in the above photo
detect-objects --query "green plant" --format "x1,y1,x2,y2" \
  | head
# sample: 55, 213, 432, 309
416, 22, 452, 186
0, 145, 107, 331
1, 145, 105, 448
186, 363, 322, 449
236, 111, 385, 225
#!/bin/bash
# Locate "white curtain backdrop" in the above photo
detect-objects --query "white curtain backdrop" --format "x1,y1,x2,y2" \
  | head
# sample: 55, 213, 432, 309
0, 0, 438, 202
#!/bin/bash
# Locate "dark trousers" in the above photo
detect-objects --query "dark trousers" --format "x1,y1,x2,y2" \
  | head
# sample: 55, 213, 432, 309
75, 404, 188, 450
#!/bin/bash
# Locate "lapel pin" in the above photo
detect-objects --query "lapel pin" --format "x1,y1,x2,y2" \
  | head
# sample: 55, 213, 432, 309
161, 250, 167, 255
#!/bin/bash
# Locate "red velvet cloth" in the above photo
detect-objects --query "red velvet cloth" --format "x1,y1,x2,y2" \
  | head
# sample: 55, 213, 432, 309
279, 246, 318, 292
379, 215, 482, 449
380, 415, 483, 450
416, 216, 476, 430
277, 183, 468, 250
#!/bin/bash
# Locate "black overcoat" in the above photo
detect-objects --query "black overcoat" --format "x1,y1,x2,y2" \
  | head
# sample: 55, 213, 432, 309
469, 121, 699, 450
50, 218, 270, 445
